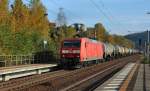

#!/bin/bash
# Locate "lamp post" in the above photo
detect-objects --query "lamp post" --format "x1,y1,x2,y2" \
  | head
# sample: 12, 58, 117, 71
43, 13, 48, 50
147, 30, 150, 65
146, 12, 150, 65
43, 40, 47, 50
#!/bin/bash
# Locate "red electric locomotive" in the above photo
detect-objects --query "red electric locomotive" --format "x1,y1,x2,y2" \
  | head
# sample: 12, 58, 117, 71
60, 38, 104, 68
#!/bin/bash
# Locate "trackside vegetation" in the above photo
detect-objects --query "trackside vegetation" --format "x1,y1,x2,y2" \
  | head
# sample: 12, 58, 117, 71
0, 0, 134, 55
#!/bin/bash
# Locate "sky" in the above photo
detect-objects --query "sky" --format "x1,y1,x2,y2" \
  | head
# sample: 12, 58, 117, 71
18, 0, 150, 35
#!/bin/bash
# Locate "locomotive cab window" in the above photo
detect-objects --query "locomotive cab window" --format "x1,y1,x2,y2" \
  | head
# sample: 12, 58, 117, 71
63, 41, 80, 47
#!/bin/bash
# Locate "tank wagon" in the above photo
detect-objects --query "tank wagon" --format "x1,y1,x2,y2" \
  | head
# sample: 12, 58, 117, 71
60, 38, 138, 68
103, 43, 115, 60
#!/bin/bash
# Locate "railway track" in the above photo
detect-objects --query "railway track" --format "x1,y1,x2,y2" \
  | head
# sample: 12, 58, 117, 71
0, 70, 70, 90
62, 57, 132, 91
0, 54, 140, 91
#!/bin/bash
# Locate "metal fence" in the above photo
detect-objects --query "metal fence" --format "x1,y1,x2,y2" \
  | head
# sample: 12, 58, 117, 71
0, 53, 60, 67
0, 55, 34, 67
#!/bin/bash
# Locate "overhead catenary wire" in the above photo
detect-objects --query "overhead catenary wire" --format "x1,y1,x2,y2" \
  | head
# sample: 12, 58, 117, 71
26, 0, 113, 32
88, 0, 115, 33
89, 0, 114, 25
98, 0, 131, 33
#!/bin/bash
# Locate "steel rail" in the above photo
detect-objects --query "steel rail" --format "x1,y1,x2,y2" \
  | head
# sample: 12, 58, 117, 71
0, 55, 140, 91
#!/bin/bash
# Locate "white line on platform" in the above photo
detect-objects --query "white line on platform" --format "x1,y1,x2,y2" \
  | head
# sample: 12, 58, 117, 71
104, 86, 119, 89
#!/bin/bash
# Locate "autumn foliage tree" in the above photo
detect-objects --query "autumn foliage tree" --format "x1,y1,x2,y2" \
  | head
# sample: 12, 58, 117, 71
94, 23, 108, 42
0, 0, 12, 54
0, 0, 51, 55
107, 35, 115, 44
0, 0, 9, 24
113, 35, 134, 48
0, 0, 134, 55
49, 26, 76, 54
83, 23, 134, 48
29, 0, 49, 39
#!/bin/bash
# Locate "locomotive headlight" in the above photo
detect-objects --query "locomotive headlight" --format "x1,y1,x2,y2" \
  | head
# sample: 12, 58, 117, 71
62, 50, 68, 53
62, 50, 80, 53
73, 50, 80, 53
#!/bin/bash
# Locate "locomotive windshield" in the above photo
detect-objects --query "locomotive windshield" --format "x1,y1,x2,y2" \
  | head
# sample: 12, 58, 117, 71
63, 41, 80, 47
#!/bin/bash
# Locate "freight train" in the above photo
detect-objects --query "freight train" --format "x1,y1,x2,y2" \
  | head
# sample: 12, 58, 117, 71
60, 38, 138, 68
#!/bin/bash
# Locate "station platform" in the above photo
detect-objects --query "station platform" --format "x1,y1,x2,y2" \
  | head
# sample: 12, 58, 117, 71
0, 64, 57, 81
94, 63, 136, 91
133, 64, 150, 91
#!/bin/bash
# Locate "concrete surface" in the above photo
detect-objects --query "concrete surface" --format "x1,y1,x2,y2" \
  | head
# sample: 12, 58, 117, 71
0, 64, 57, 81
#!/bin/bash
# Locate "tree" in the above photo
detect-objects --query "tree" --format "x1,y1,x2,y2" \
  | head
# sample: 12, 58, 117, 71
0, 0, 11, 54
84, 27, 95, 39
94, 23, 108, 42
108, 35, 115, 44
0, 0, 9, 24
11, 0, 30, 32
0, 26, 13, 54
29, 0, 49, 39
65, 26, 76, 38
113, 35, 134, 48
0, 0, 135, 56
